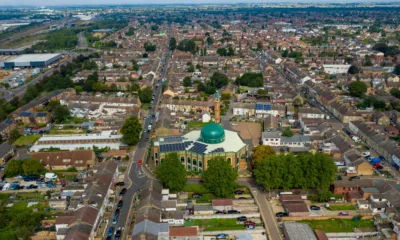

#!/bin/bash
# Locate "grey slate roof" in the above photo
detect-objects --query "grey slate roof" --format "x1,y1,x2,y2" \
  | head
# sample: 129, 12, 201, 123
283, 222, 317, 240
132, 220, 169, 240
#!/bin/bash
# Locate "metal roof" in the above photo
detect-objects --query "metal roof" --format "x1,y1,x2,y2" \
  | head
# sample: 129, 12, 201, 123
6, 53, 61, 63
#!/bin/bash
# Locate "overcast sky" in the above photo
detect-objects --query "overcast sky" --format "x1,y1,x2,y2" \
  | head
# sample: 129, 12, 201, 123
0, 0, 394, 6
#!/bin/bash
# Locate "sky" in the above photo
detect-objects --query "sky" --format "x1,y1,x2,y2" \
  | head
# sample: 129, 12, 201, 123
1, 0, 396, 6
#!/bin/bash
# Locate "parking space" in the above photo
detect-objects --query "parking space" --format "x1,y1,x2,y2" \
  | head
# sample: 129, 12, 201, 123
0, 68, 38, 88
230, 122, 262, 147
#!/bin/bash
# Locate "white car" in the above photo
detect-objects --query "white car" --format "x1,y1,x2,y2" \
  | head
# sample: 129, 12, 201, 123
231, 123, 239, 126
362, 152, 370, 157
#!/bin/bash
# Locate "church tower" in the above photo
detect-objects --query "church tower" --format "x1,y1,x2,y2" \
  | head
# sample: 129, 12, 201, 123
214, 91, 221, 123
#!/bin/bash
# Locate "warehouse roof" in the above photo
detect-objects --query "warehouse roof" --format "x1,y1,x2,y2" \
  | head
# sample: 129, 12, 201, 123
283, 222, 317, 240
6, 53, 61, 63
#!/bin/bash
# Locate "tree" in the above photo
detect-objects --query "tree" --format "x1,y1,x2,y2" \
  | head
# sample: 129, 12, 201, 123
217, 48, 227, 56
169, 37, 177, 50
177, 39, 196, 54
138, 86, 153, 103
209, 72, 229, 89
348, 80, 368, 98
202, 156, 238, 198
394, 64, 400, 75
22, 159, 44, 176
281, 127, 294, 137
121, 116, 142, 145
257, 41, 263, 51
53, 105, 70, 123
251, 145, 276, 168
4, 160, 23, 177
144, 42, 156, 52
235, 73, 263, 87
183, 76, 192, 87
188, 65, 195, 72
348, 65, 359, 74
9, 129, 20, 143
155, 152, 187, 192
390, 88, 400, 99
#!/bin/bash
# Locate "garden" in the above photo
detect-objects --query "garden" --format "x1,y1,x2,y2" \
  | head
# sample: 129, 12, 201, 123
299, 218, 375, 232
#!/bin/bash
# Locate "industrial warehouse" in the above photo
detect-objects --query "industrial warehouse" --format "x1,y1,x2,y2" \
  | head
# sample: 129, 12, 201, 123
0, 53, 62, 69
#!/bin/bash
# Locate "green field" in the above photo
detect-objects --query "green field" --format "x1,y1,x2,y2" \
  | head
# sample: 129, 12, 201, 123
328, 204, 357, 211
12, 134, 40, 146
299, 219, 375, 232
184, 218, 246, 231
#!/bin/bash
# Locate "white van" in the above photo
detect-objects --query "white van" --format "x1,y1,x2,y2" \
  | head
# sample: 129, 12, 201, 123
45, 173, 58, 180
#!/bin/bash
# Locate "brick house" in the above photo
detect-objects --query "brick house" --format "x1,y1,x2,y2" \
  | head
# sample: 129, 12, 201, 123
31, 150, 95, 170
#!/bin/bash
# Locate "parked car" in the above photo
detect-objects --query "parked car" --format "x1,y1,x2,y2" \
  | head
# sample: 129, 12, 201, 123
115, 209, 120, 216
215, 210, 225, 214
362, 152, 370, 157
112, 214, 119, 224
238, 197, 247, 200
26, 184, 38, 189
349, 176, 360, 181
106, 236, 112, 240
115, 227, 122, 240
234, 190, 244, 195
310, 206, 320, 211
376, 166, 384, 170
216, 234, 229, 239
339, 212, 349, 216
117, 200, 123, 208
116, 182, 125, 186
227, 210, 239, 214
336, 176, 343, 180
192, 193, 202, 198
237, 216, 247, 222
275, 212, 288, 217
231, 123, 239, 126
108, 227, 114, 236
246, 225, 256, 230
119, 188, 127, 196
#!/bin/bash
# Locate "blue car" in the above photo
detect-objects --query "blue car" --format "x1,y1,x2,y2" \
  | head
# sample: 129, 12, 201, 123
108, 226, 114, 236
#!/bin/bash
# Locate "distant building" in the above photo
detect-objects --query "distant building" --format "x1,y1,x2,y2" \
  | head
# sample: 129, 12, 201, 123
0, 53, 62, 69
31, 150, 95, 170
262, 130, 311, 148
323, 64, 351, 74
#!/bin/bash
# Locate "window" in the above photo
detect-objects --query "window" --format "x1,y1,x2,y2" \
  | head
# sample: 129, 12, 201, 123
193, 166, 197, 171
180, 156, 185, 163
188, 165, 191, 170
198, 161, 203, 167
187, 157, 191, 164
193, 159, 197, 165
199, 168, 202, 173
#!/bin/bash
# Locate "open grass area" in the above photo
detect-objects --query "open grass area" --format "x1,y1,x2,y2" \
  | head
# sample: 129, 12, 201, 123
188, 121, 209, 128
299, 219, 375, 232
183, 184, 235, 203
184, 218, 245, 231
12, 134, 40, 146
0, 193, 10, 204
328, 204, 357, 211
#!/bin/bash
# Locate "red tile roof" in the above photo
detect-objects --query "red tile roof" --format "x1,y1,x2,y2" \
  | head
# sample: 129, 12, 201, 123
169, 226, 198, 237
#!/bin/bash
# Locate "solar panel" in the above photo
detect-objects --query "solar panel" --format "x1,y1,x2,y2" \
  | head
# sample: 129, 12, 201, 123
189, 142, 207, 154
210, 148, 225, 153
159, 141, 194, 153
161, 136, 184, 143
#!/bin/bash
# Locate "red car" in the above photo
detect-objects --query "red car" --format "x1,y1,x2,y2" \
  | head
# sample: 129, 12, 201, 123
138, 159, 142, 167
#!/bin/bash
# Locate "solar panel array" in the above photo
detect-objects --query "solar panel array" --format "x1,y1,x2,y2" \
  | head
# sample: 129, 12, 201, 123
160, 136, 184, 143
188, 142, 207, 154
210, 148, 225, 153
159, 141, 193, 153
255, 104, 271, 111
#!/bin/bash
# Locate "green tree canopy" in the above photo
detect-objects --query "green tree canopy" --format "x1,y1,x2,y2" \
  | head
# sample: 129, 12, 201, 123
235, 73, 263, 87
281, 127, 294, 137
348, 65, 359, 74
348, 80, 368, 98
4, 160, 23, 177
155, 152, 187, 192
121, 116, 143, 145
394, 64, 400, 75
138, 86, 153, 103
251, 145, 276, 168
9, 129, 21, 143
209, 72, 229, 89
22, 159, 44, 176
177, 39, 197, 54
254, 152, 336, 191
183, 76, 192, 87
390, 88, 400, 99
53, 105, 70, 123
202, 156, 238, 198
169, 37, 177, 50
144, 42, 156, 52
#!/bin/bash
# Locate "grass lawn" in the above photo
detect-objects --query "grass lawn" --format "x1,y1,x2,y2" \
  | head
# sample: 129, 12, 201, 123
185, 218, 245, 231
12, 134, 40, 146
0, 193, 10, 204
183, 184, 235, 203
299, 219, 375, 232
60, 117, 86, 124
188, 121, 209, 128
329, 204, 357, 211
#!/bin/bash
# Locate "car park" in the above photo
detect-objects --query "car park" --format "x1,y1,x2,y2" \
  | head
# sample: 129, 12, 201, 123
119, 188, 127, 196
310, 205, 320, 210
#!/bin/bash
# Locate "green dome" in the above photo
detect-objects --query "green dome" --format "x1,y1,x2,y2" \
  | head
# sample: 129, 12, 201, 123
200, 123, 225, 144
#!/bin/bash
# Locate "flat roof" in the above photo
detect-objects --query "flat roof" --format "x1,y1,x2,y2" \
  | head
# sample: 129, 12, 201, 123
6, 54, 61, 63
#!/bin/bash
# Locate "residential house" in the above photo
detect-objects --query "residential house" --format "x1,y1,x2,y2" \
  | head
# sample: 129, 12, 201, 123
212, 199, 233, 212
0, 143, 15, 165
31, 150, 95, 171
343, 149, 373, 176
169, 226, 198, 240
373, 112, 390, 126
262, 130, 311, 148
297, 107, 325, 119
369, 193, 388, 214
232, 103, 256, 116
161, 99, 213, 113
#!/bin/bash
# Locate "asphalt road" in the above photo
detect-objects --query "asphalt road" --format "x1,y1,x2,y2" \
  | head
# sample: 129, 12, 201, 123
106, 24, 172, 240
